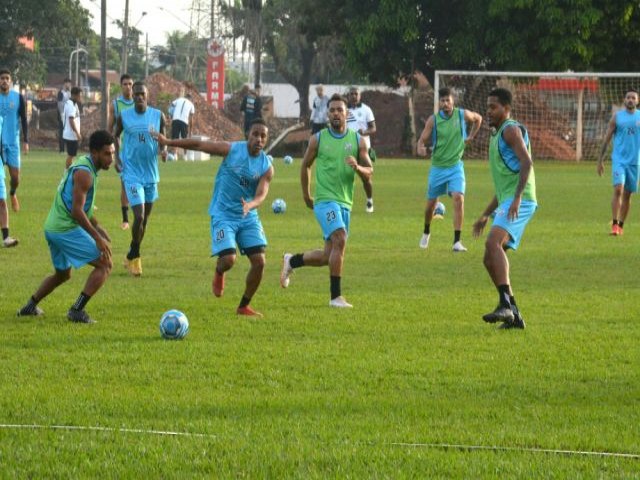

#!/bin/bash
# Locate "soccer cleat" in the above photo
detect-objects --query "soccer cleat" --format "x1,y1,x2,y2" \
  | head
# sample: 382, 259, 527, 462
329, 296, 353, 308
452, 241, 468, 252
3, 236, 19, 248
482, 305, 514, 324
610, 224, 621, 236
17, 305, 44, 317
365, 200, 374, 213
67, 309, 96, 324
419, 233, 430, 249
499, 312, 526, 330
10, 194, 19, 212
127, 257, 142, 276
280, 253, 293, 288
121, 221, 130, 230
236, 305, 263, 317
213, 270, 225, 297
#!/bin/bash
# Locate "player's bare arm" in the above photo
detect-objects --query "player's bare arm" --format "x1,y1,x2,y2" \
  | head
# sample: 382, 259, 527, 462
159, 114, 168, 161
473, 195, 499, 238
107, 101, 115, 132
598, 113, 617, 176
71, 170, 111, 259
301, 134, 319, 209
503, 124, 533, 220
154, 132, 232, 157
361, 120, 376, 137
242, 166, 274, 216
113, 117, 124, 171
347, 137, 373, 181
464, 109, 483, 143
417, 115, 434, 157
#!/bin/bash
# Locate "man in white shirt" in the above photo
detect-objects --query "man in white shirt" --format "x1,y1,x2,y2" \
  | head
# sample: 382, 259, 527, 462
346, 86, 377, 213
62, 87, 82, 168
169, 92, 195, 159
57, 78, 72, 153
310, 84, 329, 134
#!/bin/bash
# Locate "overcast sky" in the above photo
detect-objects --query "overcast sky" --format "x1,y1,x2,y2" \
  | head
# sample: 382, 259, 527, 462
80, 0, 198, 47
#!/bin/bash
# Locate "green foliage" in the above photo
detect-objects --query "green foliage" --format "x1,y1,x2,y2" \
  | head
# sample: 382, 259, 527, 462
1, 152, 640, 476
0, 0, 92, 85
343, 0, 640, 87
225, 68, 249, 92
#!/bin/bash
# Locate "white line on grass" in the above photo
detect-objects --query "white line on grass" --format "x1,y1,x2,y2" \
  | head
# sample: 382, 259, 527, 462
391, 442, 640, 459
1, 424, 638, 459
0, 424, 216, 439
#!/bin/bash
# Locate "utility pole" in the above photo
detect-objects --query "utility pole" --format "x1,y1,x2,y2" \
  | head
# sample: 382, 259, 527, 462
121, 0, 130, 74
145, 33, 149, 78
211, 0, 215, 38
100, 0, 107, 129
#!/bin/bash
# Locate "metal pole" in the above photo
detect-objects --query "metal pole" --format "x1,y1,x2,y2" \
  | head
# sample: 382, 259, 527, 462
75, 39, 80, 85
121, 0, 130, 74
100, 0, 107, 129
145, 33, 149, 78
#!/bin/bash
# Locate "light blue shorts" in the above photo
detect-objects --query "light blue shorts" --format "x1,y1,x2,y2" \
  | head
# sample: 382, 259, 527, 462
612, 162, 639, 193
45, 227, 101, 271
1, 144, 20, 169
210, 215, 267, 256
491, 198, 537, 250
124, 182, 158, 206
314, 201, 351, 241
427, 161, 465, 199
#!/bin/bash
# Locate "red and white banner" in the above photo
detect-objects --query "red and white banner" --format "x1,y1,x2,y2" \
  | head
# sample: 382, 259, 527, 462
206, 38, 225, 109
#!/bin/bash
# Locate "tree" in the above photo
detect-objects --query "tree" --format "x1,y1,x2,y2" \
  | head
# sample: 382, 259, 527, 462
342, 0, 640, 87
261, 0, 346, 120
0, 0, 93, 85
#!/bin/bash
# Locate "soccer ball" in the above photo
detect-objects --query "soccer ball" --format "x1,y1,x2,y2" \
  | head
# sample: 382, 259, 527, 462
272, 198, 287, 214
283, 155, 293, 165
159, 309, 189, 340
434, 201, 446, 218
166, 152, 176, 162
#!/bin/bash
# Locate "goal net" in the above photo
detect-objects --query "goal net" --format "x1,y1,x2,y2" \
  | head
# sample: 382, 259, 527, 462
434, 70, 640, 161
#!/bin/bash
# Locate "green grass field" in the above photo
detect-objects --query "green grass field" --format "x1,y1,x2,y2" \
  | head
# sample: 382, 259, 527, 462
1, 151, 639, 478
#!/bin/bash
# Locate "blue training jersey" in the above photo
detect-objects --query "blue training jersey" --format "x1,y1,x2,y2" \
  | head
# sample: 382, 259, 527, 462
0, 90, 27, 145
0, 114, 4, 176
208, 142, 272, 220
612, 109, 640, 166
121, 107, 162, 184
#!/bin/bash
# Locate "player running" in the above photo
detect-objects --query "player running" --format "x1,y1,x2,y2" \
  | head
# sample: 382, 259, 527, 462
153, 119, 274, 317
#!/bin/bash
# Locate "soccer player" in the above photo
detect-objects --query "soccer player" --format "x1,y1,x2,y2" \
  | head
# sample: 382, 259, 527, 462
417, 87, 483, 252
168, 91, 195, 160
62, 87, 83, 169
0, 113, 18, 247
346, 86, 376, 213
154, 119, 274, 317
281, 93, 373, 308
0, 68, 29, 213
114, 81, 168, 277
108, 74, 135, 230
472, 88, 537, 330
597, 88, 640, 236
17, 130, 115, 324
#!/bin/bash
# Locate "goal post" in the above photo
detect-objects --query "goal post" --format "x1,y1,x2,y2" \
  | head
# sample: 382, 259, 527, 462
434, 70, 640, 161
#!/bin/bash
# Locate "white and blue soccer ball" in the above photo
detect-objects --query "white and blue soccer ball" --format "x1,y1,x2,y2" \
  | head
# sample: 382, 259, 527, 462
166, 152, 176, 162
434, 201, 446, 218
159, 309, 189, 340
272, 198, 287, 214
283, 155, 293, 165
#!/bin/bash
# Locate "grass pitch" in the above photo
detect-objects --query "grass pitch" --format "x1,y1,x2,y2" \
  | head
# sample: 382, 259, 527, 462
1, 151, 639, 477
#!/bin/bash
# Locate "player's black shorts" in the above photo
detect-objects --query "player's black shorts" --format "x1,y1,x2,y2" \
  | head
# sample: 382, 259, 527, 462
171, 120, 188, 139
65, 140, 79, 156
